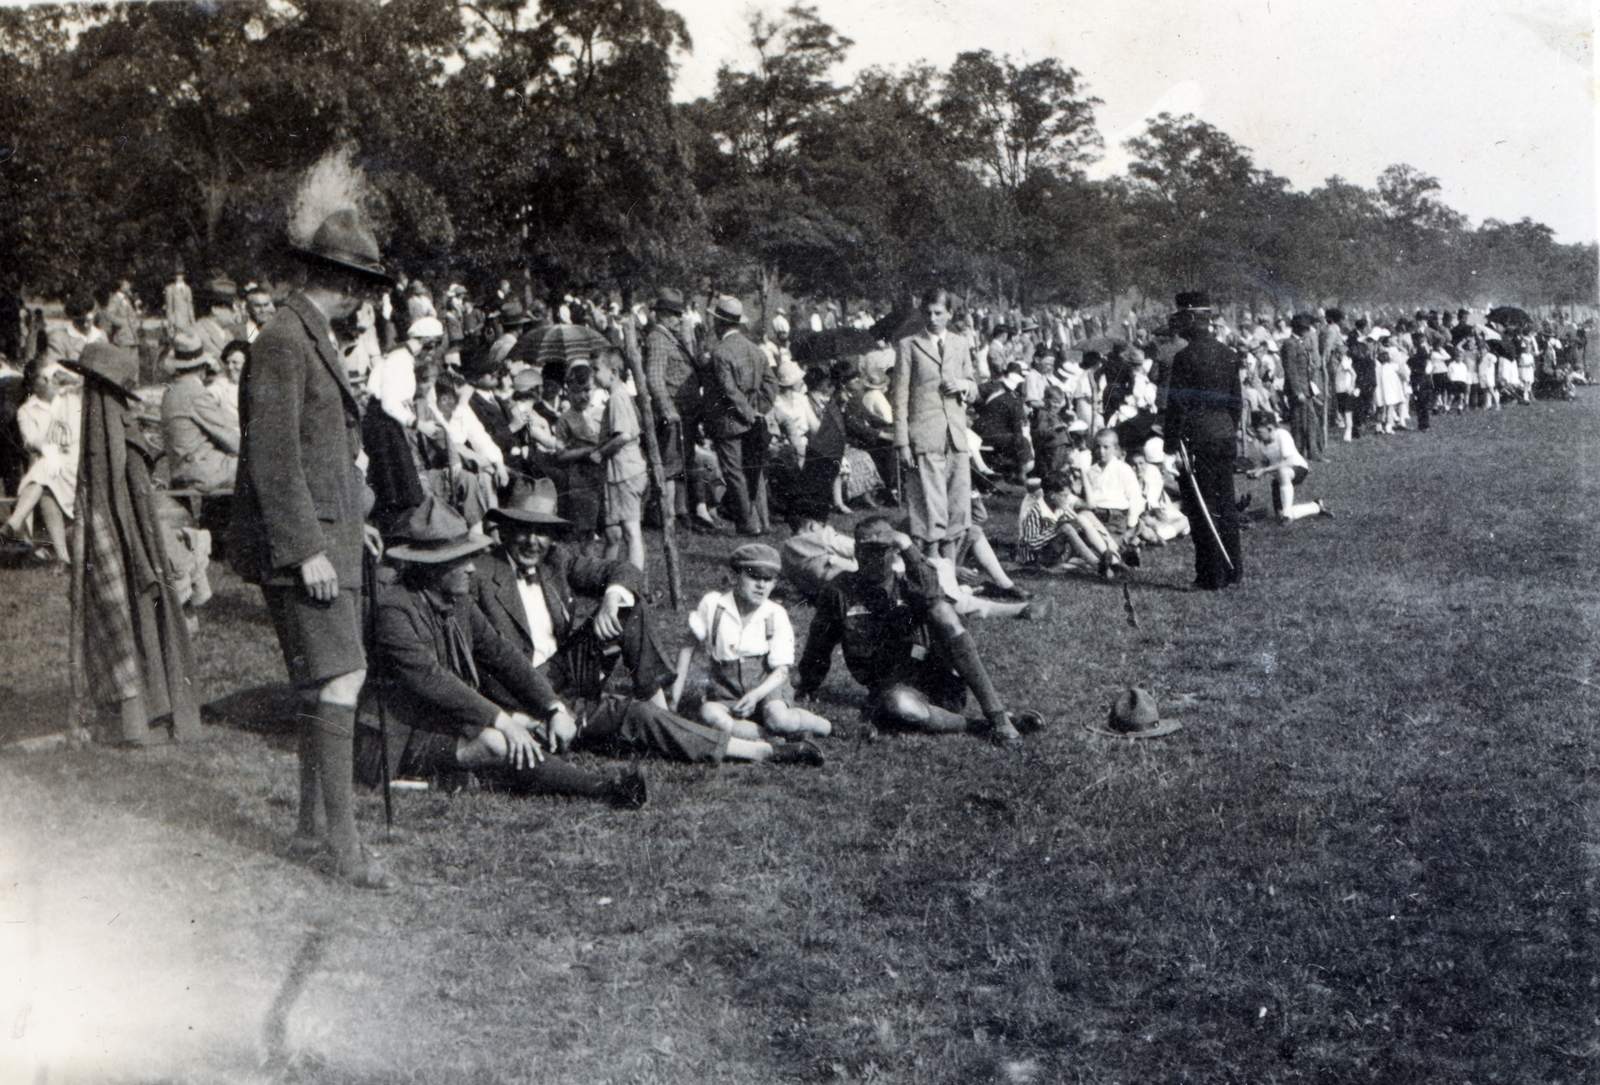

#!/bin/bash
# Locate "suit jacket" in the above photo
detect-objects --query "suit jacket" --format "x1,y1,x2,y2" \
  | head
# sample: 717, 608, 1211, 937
369, 577, 559, 740
1162, 333, 1242, 447
473, 545, 644, 658
230, 292, 372, 587
892, 328, 976, 455
1281, 333, 1316, 401
643, 322, 700, 424
161, 372, 239, 493
468, 389, 518, 456
704, 329, 774, 439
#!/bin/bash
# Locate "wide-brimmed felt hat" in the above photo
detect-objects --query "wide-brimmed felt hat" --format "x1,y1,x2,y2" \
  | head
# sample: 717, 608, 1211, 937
459, 342, 503, 380
293, 208, 394, 287
483, 482, 570, 532
653, 287, 685, 315
711, 295, 743, 324
63, 342, 141, 399
500, 301, 533, 328
1085, 688, 1183, 739
386, 497, 491, 564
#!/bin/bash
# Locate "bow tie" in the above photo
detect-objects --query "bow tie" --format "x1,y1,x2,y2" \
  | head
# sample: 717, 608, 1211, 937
516, 566, 540, 585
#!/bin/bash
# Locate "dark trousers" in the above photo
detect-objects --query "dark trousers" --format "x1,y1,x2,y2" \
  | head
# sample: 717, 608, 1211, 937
1288, 396, 1317, 463
540, 603, 676, 703
716, 426, 769, 532
1180, 439, 1242, 590
1353, 388, 1374, 437
1411, 374, 1433, 431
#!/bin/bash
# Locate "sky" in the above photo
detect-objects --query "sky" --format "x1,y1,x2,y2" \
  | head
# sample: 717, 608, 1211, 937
666, 0, 1598, 243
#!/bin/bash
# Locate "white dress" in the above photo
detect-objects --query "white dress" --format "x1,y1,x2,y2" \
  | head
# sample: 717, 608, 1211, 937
1375, 352, 1407, 408
17, 392, 81, 517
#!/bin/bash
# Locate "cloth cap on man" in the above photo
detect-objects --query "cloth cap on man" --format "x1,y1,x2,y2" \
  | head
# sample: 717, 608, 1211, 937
729, 543, 781, 575
386, 496, 491, 563
653, 288, 685, 316
712, 296, 743, 325
293, 208, 394, 287
408, 316, 444, 341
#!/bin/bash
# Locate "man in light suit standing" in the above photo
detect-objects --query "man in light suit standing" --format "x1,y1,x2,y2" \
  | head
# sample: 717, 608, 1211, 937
892, 288, 978, 559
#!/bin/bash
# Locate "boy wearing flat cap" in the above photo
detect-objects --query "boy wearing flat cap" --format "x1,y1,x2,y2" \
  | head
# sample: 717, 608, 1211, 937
677, 543, 833, 743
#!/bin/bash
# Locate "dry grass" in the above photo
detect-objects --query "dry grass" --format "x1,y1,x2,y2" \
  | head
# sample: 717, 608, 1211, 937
2, 397, 1596, 1084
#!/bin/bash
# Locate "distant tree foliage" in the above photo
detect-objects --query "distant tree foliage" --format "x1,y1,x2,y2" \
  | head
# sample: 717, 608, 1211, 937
0, 1, 1592, 314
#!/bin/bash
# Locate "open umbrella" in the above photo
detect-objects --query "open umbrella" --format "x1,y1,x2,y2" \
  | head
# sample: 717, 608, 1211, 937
515, 323, 613, 367
1486, 306, 1532, 331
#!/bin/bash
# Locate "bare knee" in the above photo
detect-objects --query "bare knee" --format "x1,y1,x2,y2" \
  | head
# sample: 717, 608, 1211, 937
319, 669, 366, 707
878, 686, 930, 725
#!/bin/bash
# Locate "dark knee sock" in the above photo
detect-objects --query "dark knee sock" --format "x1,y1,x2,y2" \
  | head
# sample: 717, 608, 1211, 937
946, 631, 1007, 724
294, 727, 324, 839
305, 704, 360, 861
501, 757, 612, 800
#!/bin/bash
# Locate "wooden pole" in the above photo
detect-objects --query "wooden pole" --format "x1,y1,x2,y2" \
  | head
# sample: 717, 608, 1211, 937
621, 312, 683, 610
65, 395, 91, 745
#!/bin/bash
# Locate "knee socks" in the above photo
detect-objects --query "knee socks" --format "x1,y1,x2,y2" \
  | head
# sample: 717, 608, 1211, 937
946, 630, 1007, 725
302, 705, 360, 862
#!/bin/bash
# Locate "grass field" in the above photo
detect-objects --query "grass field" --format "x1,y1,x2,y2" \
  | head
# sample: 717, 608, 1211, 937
2, 395, 1596, 1084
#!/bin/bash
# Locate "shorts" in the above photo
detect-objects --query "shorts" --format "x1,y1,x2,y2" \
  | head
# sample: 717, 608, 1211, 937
1448, 381, 1467, 398
1431, 373, 1450, 393
261, 584, 366, 688
1336, 392, 1359, 414
692, 657, 795, 719
1272, 464, 1310, 487
604, 473, 647, 526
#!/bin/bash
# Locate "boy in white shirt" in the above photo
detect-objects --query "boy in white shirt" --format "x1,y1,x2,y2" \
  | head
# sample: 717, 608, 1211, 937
676, 544, 833, 741
1134, 437, 1190, 545
1247, 415, 1332, 522
1081, 428, 1145, 567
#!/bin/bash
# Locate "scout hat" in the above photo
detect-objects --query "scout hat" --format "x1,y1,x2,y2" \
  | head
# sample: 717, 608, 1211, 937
386, 497, 491, 563
1085, 688, 1183, 739
164, 330, 211, 374
62, 342, 140, 399
293, 208, 394, 287
711, 295, 743, 324
729, 543, 781, 575
483, 480, 569, 532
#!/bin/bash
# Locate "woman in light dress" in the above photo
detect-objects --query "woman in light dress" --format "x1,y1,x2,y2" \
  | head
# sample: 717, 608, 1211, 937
1371, 335, 1409, 434
2, 361, 81, 565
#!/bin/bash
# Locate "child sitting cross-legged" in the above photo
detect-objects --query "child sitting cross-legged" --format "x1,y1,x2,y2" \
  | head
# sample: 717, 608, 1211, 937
1247, 414, 1334, 522
675, 544, 834, 741
1016, 467, 1123, 578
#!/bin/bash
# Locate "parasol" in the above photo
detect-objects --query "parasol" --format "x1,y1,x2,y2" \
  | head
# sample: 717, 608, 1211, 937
1485, 306, 1532, 331
514, 323, 613, 367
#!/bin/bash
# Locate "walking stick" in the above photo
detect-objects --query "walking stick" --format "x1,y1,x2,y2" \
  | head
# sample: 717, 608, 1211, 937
361, 547, 393, 836
622, 312, 683, 609
1175, 439, 1234, 573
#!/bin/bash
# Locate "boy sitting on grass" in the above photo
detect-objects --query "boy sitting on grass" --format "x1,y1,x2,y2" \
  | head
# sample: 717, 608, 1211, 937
1246, 413, 1334, 522
1133, 437, 1191, 545
1017, 471, 1122, 577
676, 543, 834, 741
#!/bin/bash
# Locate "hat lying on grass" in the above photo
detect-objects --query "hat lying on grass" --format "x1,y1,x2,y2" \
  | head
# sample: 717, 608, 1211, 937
1085, 687, 1183, 739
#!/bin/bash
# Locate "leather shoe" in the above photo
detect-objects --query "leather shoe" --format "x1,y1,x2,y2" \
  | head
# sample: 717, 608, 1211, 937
769, 739, 825, 766
610, 767, 649, 809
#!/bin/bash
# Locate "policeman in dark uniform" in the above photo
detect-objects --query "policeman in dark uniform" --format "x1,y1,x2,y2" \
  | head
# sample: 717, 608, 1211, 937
1161, 292, 1242, 590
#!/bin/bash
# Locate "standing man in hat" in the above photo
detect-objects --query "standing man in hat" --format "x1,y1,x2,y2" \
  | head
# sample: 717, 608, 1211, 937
892, 288, 978, 559
160, 330, 239, 493
231, 206, 396, 890
1281, 314, 1320, 462
1162, 292, 1243, 590
704, 295, 775, 536
165, 268, 195, 335
643, 288, 701, 527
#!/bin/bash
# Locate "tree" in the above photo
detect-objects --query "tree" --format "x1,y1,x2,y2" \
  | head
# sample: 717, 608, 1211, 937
937, 50, 1101, 192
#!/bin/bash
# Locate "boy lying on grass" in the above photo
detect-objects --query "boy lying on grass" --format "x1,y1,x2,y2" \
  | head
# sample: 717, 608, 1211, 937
674, 543, 834, 746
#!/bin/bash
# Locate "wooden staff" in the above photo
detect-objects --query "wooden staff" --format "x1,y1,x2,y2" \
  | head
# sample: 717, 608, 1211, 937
65, 395, 90, 745
621, 312, 683, 609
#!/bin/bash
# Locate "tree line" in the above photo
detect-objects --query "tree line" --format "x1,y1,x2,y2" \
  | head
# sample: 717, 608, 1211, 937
1, 0, 1593, 318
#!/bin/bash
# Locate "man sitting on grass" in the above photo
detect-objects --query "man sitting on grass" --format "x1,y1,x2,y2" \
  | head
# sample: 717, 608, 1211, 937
795, 515, 1043, 744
